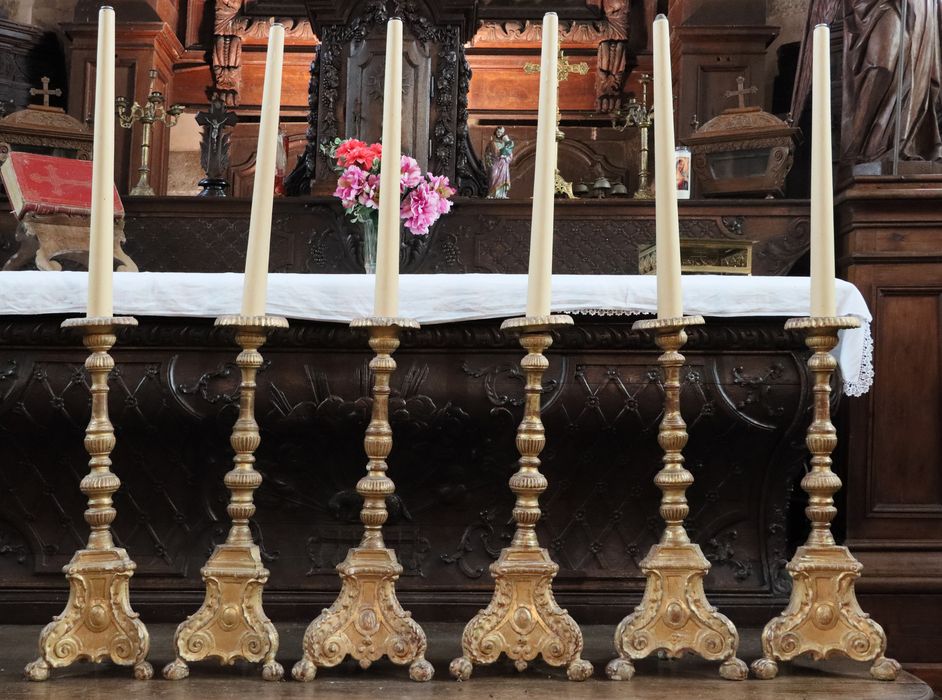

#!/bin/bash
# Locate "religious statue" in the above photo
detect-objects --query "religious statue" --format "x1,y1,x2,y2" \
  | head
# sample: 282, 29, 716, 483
196, 97, 238, 197
212, 0, 246, 105
843, 0, 942, 164
485, 126, 515, 199
591, 0, 631, 113
793, 0, 942, 167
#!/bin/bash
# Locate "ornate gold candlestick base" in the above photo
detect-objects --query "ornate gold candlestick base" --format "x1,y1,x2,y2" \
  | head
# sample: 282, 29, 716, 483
292, 318, 433, 683
25, 316, 152, 682
607, 316, 746, 682
450, 315, 593, 682
163, 315, 288, 681
751, 316, 899, 682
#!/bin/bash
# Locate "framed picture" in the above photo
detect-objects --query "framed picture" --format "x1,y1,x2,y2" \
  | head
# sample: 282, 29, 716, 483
675, 146, 691, 199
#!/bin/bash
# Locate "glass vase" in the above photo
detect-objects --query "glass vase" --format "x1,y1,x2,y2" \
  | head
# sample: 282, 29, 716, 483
362, 217, 378, 274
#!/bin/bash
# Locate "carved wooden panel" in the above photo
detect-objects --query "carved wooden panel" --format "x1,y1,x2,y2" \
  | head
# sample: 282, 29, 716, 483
344, 35, 431, 167
837, 177, 942, 664
870, 288, 942, 514
0, 315, 812, 624
42, 196, 808, 278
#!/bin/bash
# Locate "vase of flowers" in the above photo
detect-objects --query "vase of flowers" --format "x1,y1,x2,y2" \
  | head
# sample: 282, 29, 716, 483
322, 137, 456, 273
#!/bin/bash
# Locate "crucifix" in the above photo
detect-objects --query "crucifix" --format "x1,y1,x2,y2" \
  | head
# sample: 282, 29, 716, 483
196, 97, 239, 197
523, 50, 589, 198
724, 75, 758, 110
29, 77, 62, 110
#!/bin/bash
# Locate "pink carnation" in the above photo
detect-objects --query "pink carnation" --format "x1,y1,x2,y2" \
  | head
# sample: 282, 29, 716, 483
358, 173, 380, 209
400, 155, 423, 192
334, 165, 369, 208
400, 181, 442, 236
427, 174, 455, 214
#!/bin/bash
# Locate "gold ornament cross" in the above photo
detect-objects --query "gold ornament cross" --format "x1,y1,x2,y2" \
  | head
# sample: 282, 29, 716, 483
30, 76, 62, 108
724, 75, 758, 109
522, 50, 589, 198
524, 50, 590, 82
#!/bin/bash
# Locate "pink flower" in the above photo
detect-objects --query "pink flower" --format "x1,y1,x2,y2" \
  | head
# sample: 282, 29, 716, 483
358, 173, 380, 209
334, 165, 369, 208
427, 174, 455, 214
400, 155, 423, 192
400, 181, 441, 236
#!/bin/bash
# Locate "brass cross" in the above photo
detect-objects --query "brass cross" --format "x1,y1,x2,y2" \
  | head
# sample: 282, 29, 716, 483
724, 75, 758, 110
30, 76, 62, 108
524, 50, 589, 82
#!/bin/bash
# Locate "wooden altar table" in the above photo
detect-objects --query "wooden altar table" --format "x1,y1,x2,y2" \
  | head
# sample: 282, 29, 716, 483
0, 271, 880, 646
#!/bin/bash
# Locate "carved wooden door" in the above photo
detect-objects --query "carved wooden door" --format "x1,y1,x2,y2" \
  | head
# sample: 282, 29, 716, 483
345, 35, 431, 169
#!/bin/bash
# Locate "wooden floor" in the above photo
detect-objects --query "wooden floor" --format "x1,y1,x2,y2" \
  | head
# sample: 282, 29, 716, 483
0, 623, 935, 699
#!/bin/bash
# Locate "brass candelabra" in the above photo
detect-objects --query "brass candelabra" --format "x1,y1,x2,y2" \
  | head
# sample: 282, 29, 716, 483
751, 315, 900, 681
292, 317, 434, 683
116, 68, 184, 196
612, 74, 654, 199
25, 316, 152, 681
450, 314, 593, 682
163, 314, 288, 681
607, 316, 747, 681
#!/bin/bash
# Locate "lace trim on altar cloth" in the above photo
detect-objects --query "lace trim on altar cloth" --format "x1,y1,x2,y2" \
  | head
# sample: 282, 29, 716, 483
561, 309, 875, 397
843, 321, 874, 398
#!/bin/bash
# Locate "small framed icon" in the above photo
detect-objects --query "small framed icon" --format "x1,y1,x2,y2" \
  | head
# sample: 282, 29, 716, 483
675, 146, 691, 199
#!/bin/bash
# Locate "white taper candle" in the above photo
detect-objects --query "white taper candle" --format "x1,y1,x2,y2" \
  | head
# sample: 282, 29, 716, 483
525, 12, 559, 318
810, 23, 837, 318
653, 15, 683, 320
240, 23, 285, 317
87, 5, 115, 318
374, 18, 403, 318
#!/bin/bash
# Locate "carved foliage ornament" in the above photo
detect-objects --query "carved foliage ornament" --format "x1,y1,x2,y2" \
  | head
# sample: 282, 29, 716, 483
211, 0, 317, 106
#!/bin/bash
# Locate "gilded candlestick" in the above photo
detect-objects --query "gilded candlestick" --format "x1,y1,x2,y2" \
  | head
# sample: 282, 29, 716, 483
450, 314, 593, 682
612, 74, 654, 199
607, 315, 747, 681
751, 315, 899, 681
163, 314, 287, 681
25, 316, 152, 682
292, 317, 433, 683
116, 68, 184, 196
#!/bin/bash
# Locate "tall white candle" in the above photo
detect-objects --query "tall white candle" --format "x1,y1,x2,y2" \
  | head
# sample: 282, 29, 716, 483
374, 18, 403, 318
87, 5, 115, 318
525, 12, 559, 318
810, 23, 837, 318
653, 15, 683, 320
241, 23, 285, 317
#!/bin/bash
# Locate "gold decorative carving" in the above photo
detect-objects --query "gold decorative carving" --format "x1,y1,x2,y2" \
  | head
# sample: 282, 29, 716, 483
25, 316, 151, 682
606, 315, 747, 682
751, 315, 900, 682
292, 318, 433, 683
163, 314, 288, 681
638, 238, 754, 275
450, 314, 593, 682
469, 19, 616, 46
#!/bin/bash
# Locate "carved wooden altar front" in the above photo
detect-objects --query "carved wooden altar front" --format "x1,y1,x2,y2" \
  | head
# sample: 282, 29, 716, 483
0, 313, 813, 629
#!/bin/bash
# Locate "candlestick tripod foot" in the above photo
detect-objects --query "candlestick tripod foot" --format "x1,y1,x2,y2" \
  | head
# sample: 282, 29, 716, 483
165, 315, 287, 681
605, 657, 635, 681
293, 319, 432, 682
452, 316, 592, 682
609, 316, 745, 681
754, 316, 897, 681
26, 317, 151, 681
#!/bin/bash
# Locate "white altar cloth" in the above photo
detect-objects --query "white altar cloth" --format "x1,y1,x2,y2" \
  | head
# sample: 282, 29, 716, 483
0, 271, 873, 396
